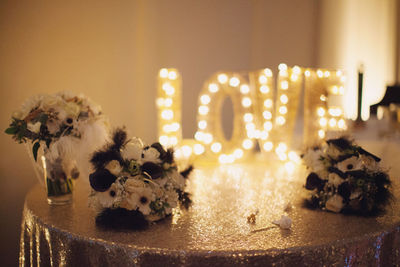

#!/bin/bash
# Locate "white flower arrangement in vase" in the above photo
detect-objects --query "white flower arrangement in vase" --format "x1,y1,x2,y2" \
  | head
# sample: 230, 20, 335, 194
88, 128, 192, 230
5, 91, 109, 204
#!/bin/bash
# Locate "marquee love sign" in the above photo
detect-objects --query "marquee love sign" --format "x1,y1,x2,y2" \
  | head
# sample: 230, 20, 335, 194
156, 65, 346, 164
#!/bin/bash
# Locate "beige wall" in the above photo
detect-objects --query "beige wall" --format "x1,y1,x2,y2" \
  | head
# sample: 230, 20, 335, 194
0, 0, 318, 264
317, 0, 398, 119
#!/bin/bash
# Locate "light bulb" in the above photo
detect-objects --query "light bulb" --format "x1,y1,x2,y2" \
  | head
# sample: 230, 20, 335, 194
264, 99, 273, 108
159, 68, 168, 78
200, 94, 211, 105
242, 97, 252, 107
208, 83, 219, 93
211, 142, 222, 153
280, 94, 288, 104
198, 120, 207, 129
198, 105, 209, 115
260, 85, 270, 94
259, 75, 268, 84
218, 74, 228, 84
244, 113, 253, 122
168, 71, 177, 80
242, 139, 253, 150
229, 77, 240, 87
193, 144, 205, 155
240, 84, 250, 94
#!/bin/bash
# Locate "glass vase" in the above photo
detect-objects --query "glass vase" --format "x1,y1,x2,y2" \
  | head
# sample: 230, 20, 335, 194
27, 144, 77, 205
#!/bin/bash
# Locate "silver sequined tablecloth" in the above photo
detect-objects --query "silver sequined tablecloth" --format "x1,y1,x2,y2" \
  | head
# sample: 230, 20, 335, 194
19, 140, 400, 266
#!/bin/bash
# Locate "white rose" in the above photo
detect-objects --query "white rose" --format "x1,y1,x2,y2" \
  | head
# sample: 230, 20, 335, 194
12, 110, 24, 120
170, 170, 185, 189
41, 95, 62, 109
328, 172, 343, 187
122, 192, 139, 211
154, 187, 164, 198
326, 145, 341, 160
64, 102, 80, 117
325, 194, 344, 213
122, 140, 143, 160
142, 147, 161, 163
124, 177, 146, 192
273, 215, 292, 229
361, 155, 380, 171
46, 119, 60, 134
303, 148, 324, 169
105, 160, 122, 176
54, 107, 67, 121
27, 122, 41, 133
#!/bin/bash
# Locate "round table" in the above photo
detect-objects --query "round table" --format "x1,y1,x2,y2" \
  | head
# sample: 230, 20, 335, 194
19, 139, 400, 266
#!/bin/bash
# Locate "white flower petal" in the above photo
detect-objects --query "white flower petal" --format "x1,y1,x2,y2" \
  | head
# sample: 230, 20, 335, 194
27, 122, 41, 133
142, 147, 161, 163
325, 194, 344, 213
122, 142, 143, 160
272, 215, 292, 229
336, 156, 362, 173
105, 160, 122, 176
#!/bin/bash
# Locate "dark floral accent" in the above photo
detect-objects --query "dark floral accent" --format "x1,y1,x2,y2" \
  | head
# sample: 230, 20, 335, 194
141, 162, 164, 179
326, 137, 352, 150
180, 165, 193, 179
89, 168, 117, 192
90, 150, 123, 170
96, 208, 148, 230
338, 182, 351, 200
110, 128, 128, 151
356, 146, 381, 162
328, 167, 347, 179
336, 154, 354, 163
177, 189, 192, 209
305, 173, 325, 190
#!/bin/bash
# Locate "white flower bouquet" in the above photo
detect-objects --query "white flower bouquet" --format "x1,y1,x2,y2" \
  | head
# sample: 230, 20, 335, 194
5, 92, 109, 204
89, 128, 192, 229
302, 137, 392, 216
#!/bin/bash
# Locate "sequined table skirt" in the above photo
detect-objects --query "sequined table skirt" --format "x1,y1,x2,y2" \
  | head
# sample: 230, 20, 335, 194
19, 141, 400, 266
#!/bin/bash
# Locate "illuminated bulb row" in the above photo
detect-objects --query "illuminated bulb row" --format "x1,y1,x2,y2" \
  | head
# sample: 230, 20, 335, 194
275, 142, 288, 161
158, 69, 181, 148
159, 68, 178, 80
290, 66, 301, 82
331, 86, 345, 95
218, 149, 244, 164
255, 68, 274, 151
315, 69, 346, 83
174, 143, 205, 160
159, 135, 178, 146
162, 122, 180, 133
275, 64, 293, 127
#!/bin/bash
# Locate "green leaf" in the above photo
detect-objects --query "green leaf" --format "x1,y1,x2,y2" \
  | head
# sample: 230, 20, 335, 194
32, 142, 40, 161
38, 113, 48, 124
45, 139, 51, 149
5, 127, 17, 135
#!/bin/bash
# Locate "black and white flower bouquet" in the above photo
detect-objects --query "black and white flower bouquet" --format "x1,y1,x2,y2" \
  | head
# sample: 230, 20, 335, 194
302, 137, 392, 216
89, 128, 192, 229
5, 91, 109, 204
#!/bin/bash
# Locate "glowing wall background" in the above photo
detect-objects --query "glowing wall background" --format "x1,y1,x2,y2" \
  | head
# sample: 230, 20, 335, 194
0, 0, 397, 265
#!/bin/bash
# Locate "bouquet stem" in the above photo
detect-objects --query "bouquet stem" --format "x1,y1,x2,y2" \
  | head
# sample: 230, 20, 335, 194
45, 177, 73, 205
